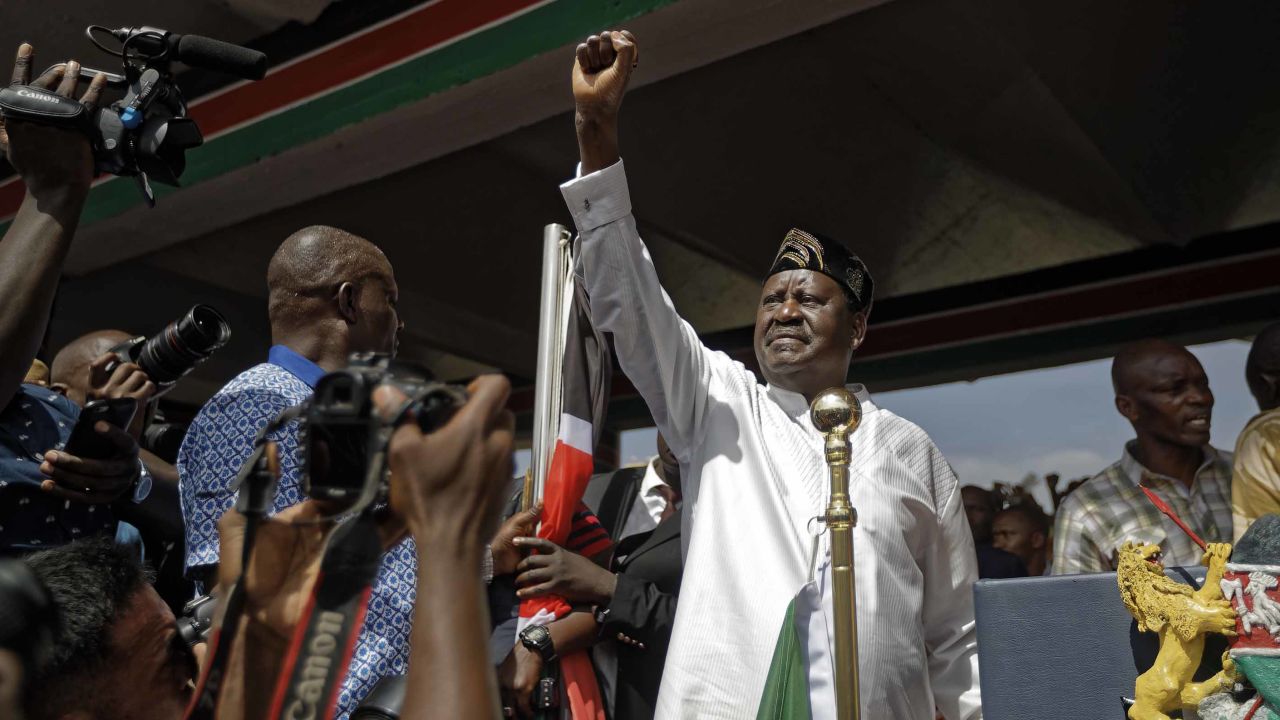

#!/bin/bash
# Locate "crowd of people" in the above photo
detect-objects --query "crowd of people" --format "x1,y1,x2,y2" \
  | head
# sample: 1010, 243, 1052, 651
0, 27, 1278, 720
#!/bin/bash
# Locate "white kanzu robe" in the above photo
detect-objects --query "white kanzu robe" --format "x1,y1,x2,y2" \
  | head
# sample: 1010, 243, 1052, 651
560, 160, 982, 720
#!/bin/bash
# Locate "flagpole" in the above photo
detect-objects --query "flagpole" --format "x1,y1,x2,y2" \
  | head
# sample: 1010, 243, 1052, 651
528, 223, 573, 510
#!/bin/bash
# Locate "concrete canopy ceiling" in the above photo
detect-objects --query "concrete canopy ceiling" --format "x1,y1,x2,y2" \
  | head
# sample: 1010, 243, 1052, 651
35, 0, 1280, 407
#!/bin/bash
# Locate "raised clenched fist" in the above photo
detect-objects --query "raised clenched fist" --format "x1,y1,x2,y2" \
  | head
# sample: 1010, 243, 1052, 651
571, 31, 637, 174
572, 30, 638, 123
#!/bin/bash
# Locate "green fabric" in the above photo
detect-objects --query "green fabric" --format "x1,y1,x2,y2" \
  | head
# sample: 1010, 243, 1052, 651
1237, 655, 1280, 713
755, 596, 811, 720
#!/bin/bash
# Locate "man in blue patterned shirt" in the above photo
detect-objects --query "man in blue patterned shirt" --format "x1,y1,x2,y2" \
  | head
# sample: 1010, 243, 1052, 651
178, 225, 406, 717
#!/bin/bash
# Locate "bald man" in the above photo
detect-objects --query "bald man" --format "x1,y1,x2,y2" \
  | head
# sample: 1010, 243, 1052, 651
48, 330, 186, 580
178, 226, 405, 717
1232, 321, 1280, 540
1052, 339, 1232, 574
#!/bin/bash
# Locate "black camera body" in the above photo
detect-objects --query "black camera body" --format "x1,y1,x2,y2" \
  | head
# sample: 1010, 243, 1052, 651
300, 354, 467, 505
176, 593, 217, 648
108, 304, 231, 393
0, 25, 267, 204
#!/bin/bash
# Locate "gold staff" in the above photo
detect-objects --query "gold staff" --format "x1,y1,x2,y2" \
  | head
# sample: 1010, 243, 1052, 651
810, 387, 863, 720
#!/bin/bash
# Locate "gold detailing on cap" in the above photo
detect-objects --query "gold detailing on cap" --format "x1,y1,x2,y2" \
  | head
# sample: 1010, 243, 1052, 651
775, 228, 826, 271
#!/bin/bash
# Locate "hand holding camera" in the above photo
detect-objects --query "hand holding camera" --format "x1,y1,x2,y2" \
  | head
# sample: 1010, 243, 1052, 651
375, 373, 516, 552
0, 44, 105, 199
87, 352, 155, 438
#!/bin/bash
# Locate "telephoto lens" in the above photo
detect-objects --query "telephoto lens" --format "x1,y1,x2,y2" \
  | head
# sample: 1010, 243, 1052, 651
135, 304, 231, 385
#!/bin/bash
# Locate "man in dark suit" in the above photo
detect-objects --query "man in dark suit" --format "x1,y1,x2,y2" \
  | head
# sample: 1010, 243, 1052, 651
515, 434, 683, 719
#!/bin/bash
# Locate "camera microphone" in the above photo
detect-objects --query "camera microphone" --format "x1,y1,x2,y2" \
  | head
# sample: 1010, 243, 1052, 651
173, 34, 268, 81
108, 27, 268, 81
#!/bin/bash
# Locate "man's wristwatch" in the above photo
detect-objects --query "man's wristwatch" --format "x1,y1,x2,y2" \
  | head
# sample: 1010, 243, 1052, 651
519, 624, 557, 663
129, 460, 153, 504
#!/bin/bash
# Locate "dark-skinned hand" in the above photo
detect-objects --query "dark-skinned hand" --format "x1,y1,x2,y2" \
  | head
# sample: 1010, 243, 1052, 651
572, 30, 638, 123
86, 352, 157, 439
571, 30, 638, 174
376, 374, 516, 552
38, 421, 138, 504
513, 536, 617, 605
497, 643, 542, 719
491, 503, 541, 577
1, 44, 106, 196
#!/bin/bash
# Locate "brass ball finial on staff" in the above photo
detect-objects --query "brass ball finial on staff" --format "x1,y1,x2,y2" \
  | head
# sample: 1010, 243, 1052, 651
810, 387, 862, 720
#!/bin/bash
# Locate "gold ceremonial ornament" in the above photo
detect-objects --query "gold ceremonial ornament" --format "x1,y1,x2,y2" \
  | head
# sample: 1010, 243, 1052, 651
809, 387, 862, 720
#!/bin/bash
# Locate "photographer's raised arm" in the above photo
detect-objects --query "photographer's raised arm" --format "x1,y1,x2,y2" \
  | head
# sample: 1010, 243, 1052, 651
378, 375, 515, 720
0, 44, 104, 402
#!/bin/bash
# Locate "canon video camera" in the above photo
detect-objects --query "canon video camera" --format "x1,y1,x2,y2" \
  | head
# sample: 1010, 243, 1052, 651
0, 26, 268, 204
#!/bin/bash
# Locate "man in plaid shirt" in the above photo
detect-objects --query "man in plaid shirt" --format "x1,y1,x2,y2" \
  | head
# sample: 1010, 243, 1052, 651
1052, 339, 1232, 574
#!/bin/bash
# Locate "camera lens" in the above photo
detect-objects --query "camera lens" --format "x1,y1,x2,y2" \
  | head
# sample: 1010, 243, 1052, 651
138, 304, 231, 384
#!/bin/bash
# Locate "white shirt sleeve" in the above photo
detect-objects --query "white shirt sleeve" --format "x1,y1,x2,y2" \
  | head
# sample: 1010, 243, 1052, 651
921, 462, 983, 719
560, 160, 724, 463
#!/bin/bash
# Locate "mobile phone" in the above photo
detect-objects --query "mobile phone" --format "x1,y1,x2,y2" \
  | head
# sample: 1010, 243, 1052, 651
63, 398, 139, 459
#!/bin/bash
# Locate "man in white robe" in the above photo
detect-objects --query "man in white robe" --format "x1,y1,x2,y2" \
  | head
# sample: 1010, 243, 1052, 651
560, 31, 983, 720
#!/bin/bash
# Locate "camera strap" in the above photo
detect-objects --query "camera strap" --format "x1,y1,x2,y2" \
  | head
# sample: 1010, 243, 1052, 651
0, 85, 93, 130
267, 509, 382, 720
184, 408, 297, 720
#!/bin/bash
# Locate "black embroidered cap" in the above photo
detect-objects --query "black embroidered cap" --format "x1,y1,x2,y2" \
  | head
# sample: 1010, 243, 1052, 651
765, 228, 874, 312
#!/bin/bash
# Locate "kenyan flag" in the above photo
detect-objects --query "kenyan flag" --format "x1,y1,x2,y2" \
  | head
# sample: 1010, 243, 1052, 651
756, 582, 836, 719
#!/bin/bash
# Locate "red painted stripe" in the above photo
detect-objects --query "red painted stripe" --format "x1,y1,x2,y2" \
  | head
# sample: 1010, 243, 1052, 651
187, 0, 543, 135
859, 247, 1280, 359
0, 0, 544, 217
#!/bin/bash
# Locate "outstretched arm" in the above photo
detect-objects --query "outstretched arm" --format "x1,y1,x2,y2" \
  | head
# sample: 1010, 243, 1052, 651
0, 46, 104, 402
562, 31, 725, 462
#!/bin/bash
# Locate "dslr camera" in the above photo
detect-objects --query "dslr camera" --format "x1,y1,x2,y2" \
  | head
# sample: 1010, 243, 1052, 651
300, 354, 468, 505
107, 304, 231, 394
0, 25, 267, 204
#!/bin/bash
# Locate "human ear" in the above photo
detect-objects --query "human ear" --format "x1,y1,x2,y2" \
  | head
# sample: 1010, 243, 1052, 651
337, 282, 359, 324
1115, 394, 1138, 423
849, 311, 868, 353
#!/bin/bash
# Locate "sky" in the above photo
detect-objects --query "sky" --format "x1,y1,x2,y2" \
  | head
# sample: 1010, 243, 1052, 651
513, 338, 1256, 511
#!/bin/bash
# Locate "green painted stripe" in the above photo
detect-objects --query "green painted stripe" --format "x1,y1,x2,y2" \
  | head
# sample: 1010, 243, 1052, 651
2, 0, 676, 236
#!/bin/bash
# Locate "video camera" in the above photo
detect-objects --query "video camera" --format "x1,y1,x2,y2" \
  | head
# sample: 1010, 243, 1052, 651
107, 304, 231, 394
0, 25, 268, 204
300, 354, 468, 506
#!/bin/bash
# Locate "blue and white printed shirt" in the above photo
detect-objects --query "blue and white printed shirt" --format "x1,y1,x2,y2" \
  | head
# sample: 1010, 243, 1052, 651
177, 345, 417, 718
0, 384, 118, 552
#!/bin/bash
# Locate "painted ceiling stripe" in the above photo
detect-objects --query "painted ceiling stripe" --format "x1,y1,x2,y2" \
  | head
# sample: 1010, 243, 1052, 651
0, 0, 674, 227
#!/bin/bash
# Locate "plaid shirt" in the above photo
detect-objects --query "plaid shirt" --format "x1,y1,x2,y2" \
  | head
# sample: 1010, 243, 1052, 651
1051, 441, 1232, 574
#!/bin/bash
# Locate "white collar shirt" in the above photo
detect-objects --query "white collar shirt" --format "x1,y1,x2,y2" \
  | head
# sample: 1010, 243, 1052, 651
561, 159, 982, 720
618, 458, 671, 541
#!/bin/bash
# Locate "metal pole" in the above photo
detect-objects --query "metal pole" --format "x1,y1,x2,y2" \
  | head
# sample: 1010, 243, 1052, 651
810, 387, 863, 720
527, 223, 571, 509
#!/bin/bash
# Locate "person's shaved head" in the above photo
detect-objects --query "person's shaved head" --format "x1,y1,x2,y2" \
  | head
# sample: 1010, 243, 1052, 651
1111, 338, 1213, 449
267, 226, 401, 360
50, 330, 133, 406
1247, 321, 1280, 411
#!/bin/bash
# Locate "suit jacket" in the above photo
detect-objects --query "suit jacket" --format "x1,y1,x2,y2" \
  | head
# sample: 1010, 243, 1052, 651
582, 466, 647, 543
602, 510, 682, 720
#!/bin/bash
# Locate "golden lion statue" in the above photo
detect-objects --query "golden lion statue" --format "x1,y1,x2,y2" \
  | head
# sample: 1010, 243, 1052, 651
1117, 542, 1238, 720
